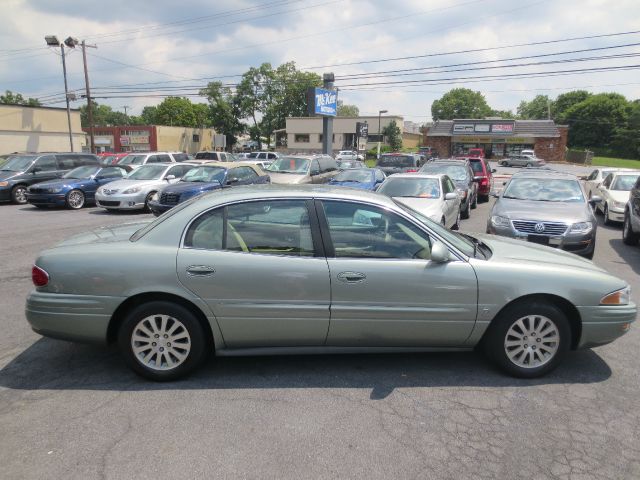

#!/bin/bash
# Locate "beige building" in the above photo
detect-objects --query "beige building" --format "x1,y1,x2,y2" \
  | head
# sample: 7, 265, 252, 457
0, 104, 85, 154
87, 125, 218, 153
277, 116, 405, 153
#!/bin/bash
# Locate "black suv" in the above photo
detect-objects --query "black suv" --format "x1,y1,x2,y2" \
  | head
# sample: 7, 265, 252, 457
0, 153, 100, 204
419, 159, 478, 218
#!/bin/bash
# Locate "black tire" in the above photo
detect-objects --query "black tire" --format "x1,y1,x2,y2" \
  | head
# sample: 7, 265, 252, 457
452, 209, 461, 230
623, 211, 639, 245
144, 192, 156, 213
482, 300, 571, 378
461, 197, 471, 219
500, 161, 508, 167
471, 191, 478, 209
11, 185, 27, 204
117, 301, 210, 381
526, 162, 533, 168
479, 194, 489, 203
65, 189, 85, 209
603, 204, 612, 226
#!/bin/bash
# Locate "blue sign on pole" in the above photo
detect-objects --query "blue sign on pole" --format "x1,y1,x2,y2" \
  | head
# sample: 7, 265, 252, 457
314, 87, 338, 117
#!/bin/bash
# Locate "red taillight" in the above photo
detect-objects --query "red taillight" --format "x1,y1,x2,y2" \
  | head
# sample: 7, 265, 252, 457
32, 265, 49, 287
406, 169, 418, 173
480, 178, 489, 186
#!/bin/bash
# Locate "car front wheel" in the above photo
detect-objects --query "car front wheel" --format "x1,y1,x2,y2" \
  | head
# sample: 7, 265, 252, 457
11, 185, 27, 204
483, 300, 570, 378
118, 301, 209, 381
603, 204, 612, 226
66, 189, 85, 209
623, 211, 639, 245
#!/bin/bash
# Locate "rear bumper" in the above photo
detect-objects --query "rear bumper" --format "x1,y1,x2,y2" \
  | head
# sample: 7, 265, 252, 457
26, 290, 124, 344
576, 303, 636, 348
26, 193, 67, 207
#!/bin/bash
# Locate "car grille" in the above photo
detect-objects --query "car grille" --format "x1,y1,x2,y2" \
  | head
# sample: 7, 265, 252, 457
98, 200, 120, 207
512, 220, 568, 235
102, 188, 119, 195
160, 192, 180, 205
28, 187, 47, 194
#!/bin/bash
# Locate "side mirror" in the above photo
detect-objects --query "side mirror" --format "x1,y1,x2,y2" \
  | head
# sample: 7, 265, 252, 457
444, 192, 458, 200
430, 242, 450, 263
165, 175, 176, 181
31, 167, 40, 174
589, 195, 603, 206
227, 177, 239, 185
491, 168, 497, 173
491, 191, 500, 198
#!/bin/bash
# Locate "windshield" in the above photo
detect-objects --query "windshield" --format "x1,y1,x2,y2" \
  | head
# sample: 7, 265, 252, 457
611, 174, 639, 191
63, 166, 100, 179
378, 155, 414, 167
127, 164, 167, 180
119, 154, 147, 165
266, 157, 310, 174
420, 164, 468, 181
378, 177, 440, 198
394, 201, 476, 257
333, 169, 372, 183
181, 166, 226, 183
503, 177, 584, 202
1, 155, 36, 172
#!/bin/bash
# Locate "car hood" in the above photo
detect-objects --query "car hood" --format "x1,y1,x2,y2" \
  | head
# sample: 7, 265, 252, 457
493, 197, 591, 222
268, 172, 308, 184
30, 178, 90, 189
393, 197, 443, 220
55, 221, 152, 247
100, 178, 165, 191
473, 233, 607, 273
607, 190, 631, 203
162, 181, 222, 195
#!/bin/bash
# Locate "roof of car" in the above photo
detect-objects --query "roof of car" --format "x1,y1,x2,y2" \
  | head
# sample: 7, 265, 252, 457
384, 173, 447, 180
511, 168, 577, 179
203, 161, 267, 173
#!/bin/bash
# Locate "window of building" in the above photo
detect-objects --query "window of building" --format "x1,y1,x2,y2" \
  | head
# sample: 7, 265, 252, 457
505, 144, 534, 156
367, 134, 383, 143
192, 134, 200, 143
294, 134, 310, 143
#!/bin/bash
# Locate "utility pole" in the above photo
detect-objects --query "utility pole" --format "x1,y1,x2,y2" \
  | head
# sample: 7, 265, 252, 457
81, 40, 97, 153
321, 73, 335, 156
60, 44, 74, 152
122, 105, 129, 116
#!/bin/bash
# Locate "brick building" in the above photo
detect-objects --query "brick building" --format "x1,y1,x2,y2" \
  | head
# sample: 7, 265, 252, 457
423, 119, 569, 162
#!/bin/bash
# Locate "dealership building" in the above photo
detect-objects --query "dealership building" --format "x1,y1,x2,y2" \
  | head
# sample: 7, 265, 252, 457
424, 119, 569, 162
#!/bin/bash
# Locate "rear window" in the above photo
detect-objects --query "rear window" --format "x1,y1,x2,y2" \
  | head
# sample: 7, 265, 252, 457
195, 152, 216, 160
378, 155, 415, 167
469, 160, 484, 174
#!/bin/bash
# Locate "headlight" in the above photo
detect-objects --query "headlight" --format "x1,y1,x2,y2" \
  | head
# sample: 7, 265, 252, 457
612, 201, 626, 209
457, 188, 468, 199
46, 187, 63, 193
122, 186, 141, 194
569, 221, 593, 234
491, 215, 510, 227
151, 192, 159, 202
601, 286, 631, 305
0, 181, 8, 187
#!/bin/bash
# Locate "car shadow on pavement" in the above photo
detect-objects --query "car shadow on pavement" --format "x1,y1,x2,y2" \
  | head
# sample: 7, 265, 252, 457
0, 338, 612, 399
609, 237, 640, 275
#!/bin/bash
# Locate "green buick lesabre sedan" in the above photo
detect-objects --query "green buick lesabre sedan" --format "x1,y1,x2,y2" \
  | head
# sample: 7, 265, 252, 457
26, 185, 636, 381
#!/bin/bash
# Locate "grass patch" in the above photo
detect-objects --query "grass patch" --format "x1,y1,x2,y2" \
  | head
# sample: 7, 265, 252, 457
591, 156, 640, 169
365, 159, 376, 168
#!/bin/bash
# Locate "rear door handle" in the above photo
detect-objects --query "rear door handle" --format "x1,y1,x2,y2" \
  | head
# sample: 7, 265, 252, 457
337, 271, 366, 283
186, 265, 215, 277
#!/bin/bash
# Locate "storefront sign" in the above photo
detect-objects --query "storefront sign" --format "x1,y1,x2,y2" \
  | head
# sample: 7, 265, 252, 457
94, 136, 112, 146
453, 136, 533, 144
119, 136, 130, 146
474, 124, 490, 132
313, 88, 338, 116
356, 122, 369, 138
453, 124, 474, 133
130, 135, 149, 144
492, 124, 514, 133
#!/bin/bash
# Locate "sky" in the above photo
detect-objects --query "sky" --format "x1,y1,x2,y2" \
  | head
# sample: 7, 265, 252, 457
1, 0, 639, 123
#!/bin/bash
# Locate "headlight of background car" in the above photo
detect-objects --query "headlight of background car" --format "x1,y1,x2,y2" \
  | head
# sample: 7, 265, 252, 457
601, 286, 631, 305
490, 215, 510, 227
122, 186, 141, 194
0, 181, 8, 187
151, 192, 159, 202
612, 201, 626, 209
569, 221, 593, 233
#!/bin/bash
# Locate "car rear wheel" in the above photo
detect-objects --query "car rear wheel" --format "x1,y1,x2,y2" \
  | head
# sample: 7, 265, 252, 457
118, 301, 209, 381
603, 204, 612, 226
623, 211, 639, 245
452, 209, 461, 230
526, 162, 533, 168
66, 189, 85, 209
471, 191, 478, 209
461, 196, 471, 219
500, 161, 508, 167
11, 185, 27, 204
483, 300, 570, 378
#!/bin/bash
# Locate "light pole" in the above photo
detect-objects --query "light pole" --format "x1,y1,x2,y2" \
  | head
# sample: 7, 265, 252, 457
45, 35, 74, 151
377, 109, 388, 160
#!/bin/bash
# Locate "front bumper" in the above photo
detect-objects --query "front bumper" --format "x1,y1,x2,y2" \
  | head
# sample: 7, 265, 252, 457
26, 193, 67, 207
576, 303, 636, 348
0, 186, 12, 202
26, 290, 125, 344
148, 200, 174, 216
608, 206, 625, 222
487, 223, 596, 256
95, 192, 147, 210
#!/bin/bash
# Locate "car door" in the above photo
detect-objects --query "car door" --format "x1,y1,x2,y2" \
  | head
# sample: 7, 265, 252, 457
442, 176, 458, 227
630, 177, 640, 228
597, 174, 613, 211
176, 199, 330, 347
310, 159, 322, 184
318, 200, 477, 346
29, 155, 60, 185
585, 169, 599, 198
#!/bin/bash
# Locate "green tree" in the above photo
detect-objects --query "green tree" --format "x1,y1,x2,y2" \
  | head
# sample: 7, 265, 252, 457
137, 106, 158, 124
517, 95, 552, 119
200, 81, 245, 149
337, 100, 359, 116
431, 88, 491, 120
610, 100, 640, 159
0, 90, 41, 106
235, 63, 275, 149
154, 97, 198, 127
490, 109, 515, 119
563, 93, 629, 149
382, 120, 402, 151
80, 101, 128, 127
553, 90, 592, 122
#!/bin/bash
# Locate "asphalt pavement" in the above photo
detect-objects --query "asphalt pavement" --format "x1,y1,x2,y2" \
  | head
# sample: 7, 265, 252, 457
1, 170, 640, 479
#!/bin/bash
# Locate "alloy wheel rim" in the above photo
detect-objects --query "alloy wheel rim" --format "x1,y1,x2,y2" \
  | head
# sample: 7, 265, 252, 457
504, 315, 559, 369
131, 314, 192, 371
15, 187, 26, 203
68, 191, 84, 208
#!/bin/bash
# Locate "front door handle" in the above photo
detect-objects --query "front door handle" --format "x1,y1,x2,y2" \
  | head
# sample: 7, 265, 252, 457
186, 265, 215, 277
337, 271, 366, 283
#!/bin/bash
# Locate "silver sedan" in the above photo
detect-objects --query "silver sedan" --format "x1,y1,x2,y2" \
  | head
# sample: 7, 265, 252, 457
27, 185, 635, 381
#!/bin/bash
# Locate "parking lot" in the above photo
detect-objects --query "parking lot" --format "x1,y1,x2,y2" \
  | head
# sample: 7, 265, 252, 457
1, 164, 640, 479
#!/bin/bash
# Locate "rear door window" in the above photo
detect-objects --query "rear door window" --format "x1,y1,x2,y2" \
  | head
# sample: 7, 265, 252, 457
36, 155, 58, 171
157, 154, 172, 163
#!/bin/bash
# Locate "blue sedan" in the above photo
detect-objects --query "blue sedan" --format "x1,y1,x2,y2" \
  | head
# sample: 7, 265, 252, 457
327, 168, 386, 191
148, 162, 270, 216
26, 166, 129, 209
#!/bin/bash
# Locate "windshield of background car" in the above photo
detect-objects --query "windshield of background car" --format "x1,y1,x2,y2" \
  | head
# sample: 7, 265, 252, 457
611, 174, 640, 191
420, 164, 468, 181
266, 157, 310, 173
119, 154, 147, 165
334, 169, 372, 183
378, 178, 441, 198
469, 160, 484, 173
503, 177, 584, 202
378, 155, 413, 167
182, 166, 225, 183
63, 166, 100, 179
1, 155, 36, 172
127, 164, 167, 180
394, 201, 475, 257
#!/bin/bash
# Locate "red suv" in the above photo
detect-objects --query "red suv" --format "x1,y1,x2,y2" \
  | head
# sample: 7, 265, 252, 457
468, 157, 495, 202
